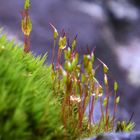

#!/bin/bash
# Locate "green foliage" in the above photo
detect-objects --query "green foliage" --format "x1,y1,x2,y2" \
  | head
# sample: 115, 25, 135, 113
114, 81, 118, 92
24, 0, 30, 10
21, 14, 32, 36
0, 33, 65, 140
116, 96, 120, 104
59, 36, 67, 50
116, 121, 135, 132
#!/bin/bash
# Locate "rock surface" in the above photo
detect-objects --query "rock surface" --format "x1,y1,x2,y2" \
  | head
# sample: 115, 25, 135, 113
83, 132, 140, 140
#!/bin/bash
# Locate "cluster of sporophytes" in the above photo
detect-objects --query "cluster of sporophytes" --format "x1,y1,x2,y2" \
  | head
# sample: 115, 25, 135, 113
50, 24, 135, 137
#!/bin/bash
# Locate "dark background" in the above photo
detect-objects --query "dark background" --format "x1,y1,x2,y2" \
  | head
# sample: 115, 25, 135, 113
0, 0, 140, 129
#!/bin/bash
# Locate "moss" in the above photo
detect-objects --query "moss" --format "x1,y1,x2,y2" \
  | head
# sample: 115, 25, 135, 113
0, 34, 65, 140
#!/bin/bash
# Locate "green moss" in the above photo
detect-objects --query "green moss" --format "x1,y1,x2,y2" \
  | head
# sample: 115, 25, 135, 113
0, 34, 65, 140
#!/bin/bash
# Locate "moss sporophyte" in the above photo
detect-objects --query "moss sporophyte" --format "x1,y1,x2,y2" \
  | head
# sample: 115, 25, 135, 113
21, 0, 32, 53
49, 23, 135, 137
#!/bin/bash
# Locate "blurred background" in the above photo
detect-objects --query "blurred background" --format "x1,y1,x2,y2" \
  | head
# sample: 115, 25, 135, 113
0, 0, 140, 129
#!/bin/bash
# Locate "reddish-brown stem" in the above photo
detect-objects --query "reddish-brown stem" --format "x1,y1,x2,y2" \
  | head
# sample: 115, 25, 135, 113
52, 39, 56, 66
78, 95, 84, 129
56, 48, 62, 68
88, 96, 95, 126
100, 97, 104, 121
24, 34, 30, 53
78, 91, 88, 131
21, 9, 30, 53
98, 97, 106, 132
96, 114, 102, 134
88, 98, 91, 123
77, 83, 83, 129
105, 84, 110, 131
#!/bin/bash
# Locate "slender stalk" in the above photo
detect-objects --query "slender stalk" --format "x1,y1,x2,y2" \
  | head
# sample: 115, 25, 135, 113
88, 96, 95, 126
105, 81, 110, 131
52, 39, 56, 67
21, 8, 31, 53
96, 97, 105, 132
100, 97, 104, 121
112, 91, 117, 128
24, 34, 30, 53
